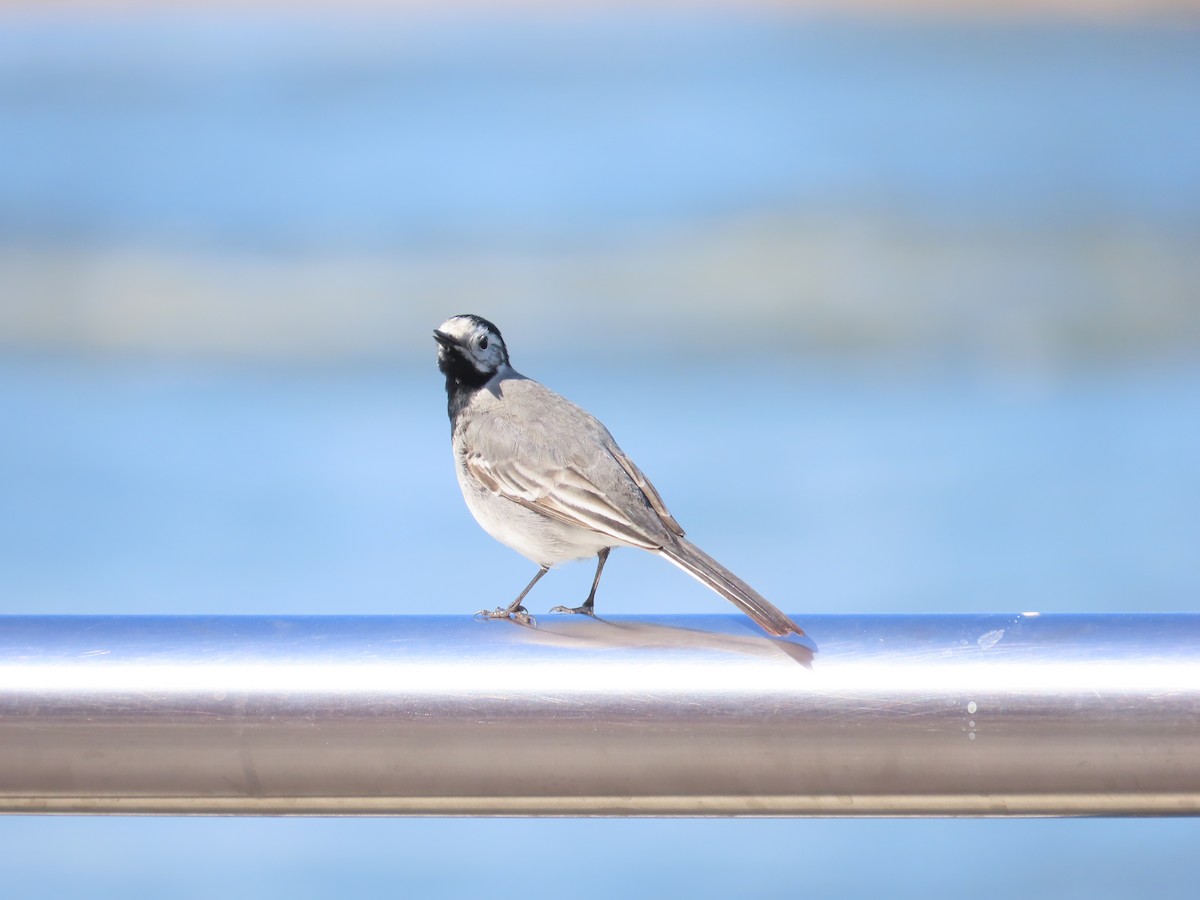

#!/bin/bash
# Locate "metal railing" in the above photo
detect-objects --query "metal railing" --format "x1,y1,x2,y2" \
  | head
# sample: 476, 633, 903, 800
1, 613, 1198, 815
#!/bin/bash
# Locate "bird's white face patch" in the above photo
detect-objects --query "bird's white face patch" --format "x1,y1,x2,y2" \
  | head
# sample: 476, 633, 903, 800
436, 315, 508, 376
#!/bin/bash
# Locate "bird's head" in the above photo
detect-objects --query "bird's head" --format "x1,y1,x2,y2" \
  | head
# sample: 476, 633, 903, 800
433, 314, 510, 387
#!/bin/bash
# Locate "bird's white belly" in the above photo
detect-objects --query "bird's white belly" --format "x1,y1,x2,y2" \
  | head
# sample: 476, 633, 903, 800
457, 467, 613, 566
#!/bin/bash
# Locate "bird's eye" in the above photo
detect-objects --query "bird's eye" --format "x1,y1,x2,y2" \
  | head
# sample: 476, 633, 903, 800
479, 336, 489, 350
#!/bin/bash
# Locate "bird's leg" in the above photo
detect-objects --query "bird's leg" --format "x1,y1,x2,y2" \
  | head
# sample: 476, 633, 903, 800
551, 548, 609, 617
476, 565, 548, 626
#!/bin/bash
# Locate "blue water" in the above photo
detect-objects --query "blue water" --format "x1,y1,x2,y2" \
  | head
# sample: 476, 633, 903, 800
3, 817, 1199, 899
1, 14, 1198, 249
1, 356, 1198, 897
3, 357, 1198, 617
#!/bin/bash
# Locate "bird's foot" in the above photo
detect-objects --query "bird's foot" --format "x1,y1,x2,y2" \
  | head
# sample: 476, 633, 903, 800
510, 607, 536, 627
549, 603, 595, 617
474, 605, 536, 627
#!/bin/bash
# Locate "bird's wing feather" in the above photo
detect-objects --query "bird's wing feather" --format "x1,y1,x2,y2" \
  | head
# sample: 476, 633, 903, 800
464, 449, 663, 551
607, 445, 684, 537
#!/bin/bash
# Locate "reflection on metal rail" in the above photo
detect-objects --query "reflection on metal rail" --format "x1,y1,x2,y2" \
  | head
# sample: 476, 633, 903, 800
1, 614, 1198, 816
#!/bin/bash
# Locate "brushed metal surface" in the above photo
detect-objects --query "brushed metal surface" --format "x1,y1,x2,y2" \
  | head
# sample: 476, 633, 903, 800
1, 614, 1198, 815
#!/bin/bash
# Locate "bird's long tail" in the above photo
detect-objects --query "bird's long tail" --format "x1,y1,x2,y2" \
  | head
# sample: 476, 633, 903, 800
657, 537, 804, 637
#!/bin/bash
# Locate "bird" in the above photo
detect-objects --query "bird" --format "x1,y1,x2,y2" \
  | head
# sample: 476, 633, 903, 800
433, 313, 804, 638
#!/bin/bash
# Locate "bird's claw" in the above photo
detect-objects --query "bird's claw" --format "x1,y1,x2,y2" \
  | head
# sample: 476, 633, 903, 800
511, 608, 536, 627
474, 605, 536, 627
549, 604, 595, 617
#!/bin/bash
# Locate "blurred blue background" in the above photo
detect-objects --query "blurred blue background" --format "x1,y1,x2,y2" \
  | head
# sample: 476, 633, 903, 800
1, 5, 1198, 898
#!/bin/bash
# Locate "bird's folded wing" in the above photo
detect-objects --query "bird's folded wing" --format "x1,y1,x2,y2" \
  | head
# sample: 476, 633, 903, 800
607, 445, 684, 537
465, 452, 662, 550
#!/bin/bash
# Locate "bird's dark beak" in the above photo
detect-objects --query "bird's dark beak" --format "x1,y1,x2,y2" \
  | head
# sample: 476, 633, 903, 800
432, 329, 458, 349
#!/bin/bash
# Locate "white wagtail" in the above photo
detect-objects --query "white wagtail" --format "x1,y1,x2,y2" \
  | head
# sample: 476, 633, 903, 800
433, 314, 804, 638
